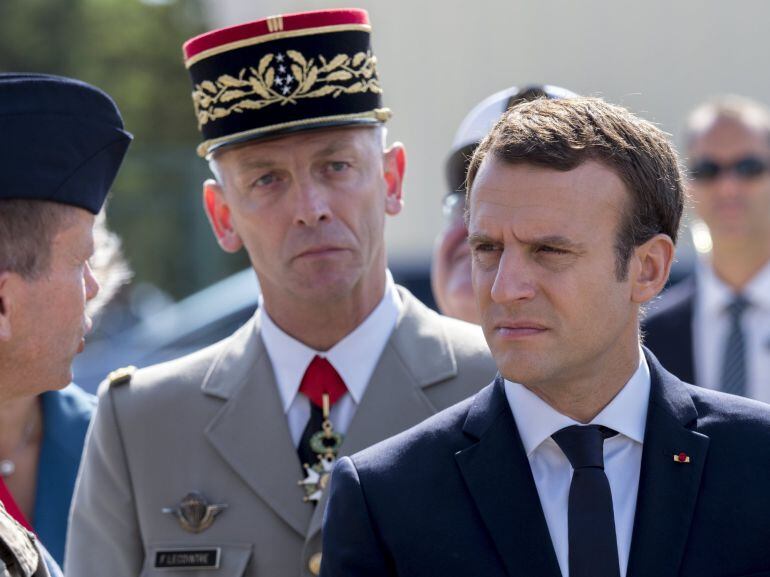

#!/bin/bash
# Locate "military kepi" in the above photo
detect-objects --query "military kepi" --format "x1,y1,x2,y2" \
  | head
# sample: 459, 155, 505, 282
0, 73, 132, 214
183, 9, 391, 157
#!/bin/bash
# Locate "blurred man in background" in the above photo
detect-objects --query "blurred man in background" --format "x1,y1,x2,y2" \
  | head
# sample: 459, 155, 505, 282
67, 10, 495, 577
0, 73, 131, 577
432, 85, 576, 323
644, 96, 770, 401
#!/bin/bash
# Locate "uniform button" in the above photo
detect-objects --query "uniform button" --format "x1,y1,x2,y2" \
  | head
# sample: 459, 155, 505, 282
308, 552, 322, 575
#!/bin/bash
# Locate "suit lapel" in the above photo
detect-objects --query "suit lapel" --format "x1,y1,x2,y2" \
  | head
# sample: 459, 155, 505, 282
203, 316, 313, 538
626, 351, 709, 577
307, 290, 458, 538
455, 380, 561, 577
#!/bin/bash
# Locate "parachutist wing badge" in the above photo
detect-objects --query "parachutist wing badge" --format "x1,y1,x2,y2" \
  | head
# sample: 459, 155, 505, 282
162, 491, 227, 533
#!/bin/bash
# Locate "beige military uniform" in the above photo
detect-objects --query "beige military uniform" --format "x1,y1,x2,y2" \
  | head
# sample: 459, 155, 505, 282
0, 503, 49, 577
66, 288, 496, 577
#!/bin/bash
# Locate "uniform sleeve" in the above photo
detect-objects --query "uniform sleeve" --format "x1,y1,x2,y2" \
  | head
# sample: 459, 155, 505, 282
64, 384, 144, 577
320, 457, 393, 577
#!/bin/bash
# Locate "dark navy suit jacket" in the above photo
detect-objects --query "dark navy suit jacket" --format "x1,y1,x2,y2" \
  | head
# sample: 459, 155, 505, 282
643, 277, 696, 385
35, 384, 95, 565
321, 351, 770, 577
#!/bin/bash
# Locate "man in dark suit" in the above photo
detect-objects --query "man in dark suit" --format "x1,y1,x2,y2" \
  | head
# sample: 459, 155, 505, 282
321, 97, 770, 577
644, 96, 770, 400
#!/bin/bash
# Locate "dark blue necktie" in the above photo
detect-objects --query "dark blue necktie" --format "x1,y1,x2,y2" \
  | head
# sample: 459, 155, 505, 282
552, 424, 620, 577
721, 295, 749, 397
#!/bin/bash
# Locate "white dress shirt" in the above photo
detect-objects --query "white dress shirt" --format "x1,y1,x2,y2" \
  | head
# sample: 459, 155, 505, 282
693, 258, 770, 402
504, 352, 650, 577
260, 273, 402, 447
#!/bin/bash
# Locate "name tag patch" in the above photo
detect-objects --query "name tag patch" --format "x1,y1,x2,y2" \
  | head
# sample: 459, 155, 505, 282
155, 548, 221, 570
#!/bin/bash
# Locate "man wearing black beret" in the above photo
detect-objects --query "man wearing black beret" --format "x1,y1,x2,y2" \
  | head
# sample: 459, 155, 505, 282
0, 73, 131, 576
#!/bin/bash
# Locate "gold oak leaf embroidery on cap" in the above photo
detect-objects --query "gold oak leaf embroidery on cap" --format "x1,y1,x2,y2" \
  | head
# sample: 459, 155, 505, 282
192, 50, 381, 128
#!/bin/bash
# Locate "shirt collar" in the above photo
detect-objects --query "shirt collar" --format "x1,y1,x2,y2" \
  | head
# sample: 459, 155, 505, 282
697, 257, 770, 313
505, 349, 651, 457
260, 271, 402, 413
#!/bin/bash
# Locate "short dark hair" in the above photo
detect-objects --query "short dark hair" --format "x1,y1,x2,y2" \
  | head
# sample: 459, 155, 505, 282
0, 199, 77, 279
466, 96, 684, 280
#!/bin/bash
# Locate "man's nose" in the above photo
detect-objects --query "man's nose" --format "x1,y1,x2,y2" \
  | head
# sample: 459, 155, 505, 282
711, 170, 746, 198
489, 249, 536, 304
293, 177, 331, 226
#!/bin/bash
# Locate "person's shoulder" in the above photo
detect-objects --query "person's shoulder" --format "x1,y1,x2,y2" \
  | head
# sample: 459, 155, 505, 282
99, 343, 214, 399
689, 385, 770, 442
396, 287, 492, 361
98, 318, 256, 406
437, 314, 491, 356
351, 388, 479, 476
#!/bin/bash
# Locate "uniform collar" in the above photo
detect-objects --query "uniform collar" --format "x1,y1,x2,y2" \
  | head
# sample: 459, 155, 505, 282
259, 271, 402, 412
506, 349, 650, 457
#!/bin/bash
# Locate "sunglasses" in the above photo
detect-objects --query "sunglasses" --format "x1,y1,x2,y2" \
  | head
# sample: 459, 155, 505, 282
688, 156, 770, 182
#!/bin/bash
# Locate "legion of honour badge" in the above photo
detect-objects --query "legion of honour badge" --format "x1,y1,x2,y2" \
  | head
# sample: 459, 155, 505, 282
298, 393, 344, 503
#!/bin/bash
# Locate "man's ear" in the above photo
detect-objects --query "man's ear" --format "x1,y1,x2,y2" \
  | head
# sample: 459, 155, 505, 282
630, 234, 675, 304
203, 180, 243, 253
0, 272, 13, 342
383, 142, 406, 216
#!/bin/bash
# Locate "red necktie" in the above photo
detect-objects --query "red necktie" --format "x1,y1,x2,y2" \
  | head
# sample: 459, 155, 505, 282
297, 356, 347, 469
298, 356, 347, 409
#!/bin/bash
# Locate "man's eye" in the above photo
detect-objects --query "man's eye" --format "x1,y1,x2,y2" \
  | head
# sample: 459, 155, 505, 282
254, 173, 276, 187
538, 245, 568, 255
473, 243, 499, 253
327, 161, 350, 173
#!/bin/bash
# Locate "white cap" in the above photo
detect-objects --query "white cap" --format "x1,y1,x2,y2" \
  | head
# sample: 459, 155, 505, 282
446, 84, 577, 192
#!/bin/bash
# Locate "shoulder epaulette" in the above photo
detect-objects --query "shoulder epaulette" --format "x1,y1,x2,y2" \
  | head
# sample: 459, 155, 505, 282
107, 365, 137, 387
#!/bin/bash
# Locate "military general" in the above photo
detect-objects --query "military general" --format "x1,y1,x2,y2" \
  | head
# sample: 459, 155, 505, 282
0, 73, 131, 577
66, 9, 495, 577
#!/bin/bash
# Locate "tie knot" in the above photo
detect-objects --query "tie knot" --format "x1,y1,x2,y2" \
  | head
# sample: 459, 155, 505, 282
551, 425, 616, 470
726, 295, 750, 319
299, 355, 347, 409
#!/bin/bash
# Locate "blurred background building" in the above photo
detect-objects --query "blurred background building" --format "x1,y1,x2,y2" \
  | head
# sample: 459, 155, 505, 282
1, 0, 767, 387
208, 0, 769, 262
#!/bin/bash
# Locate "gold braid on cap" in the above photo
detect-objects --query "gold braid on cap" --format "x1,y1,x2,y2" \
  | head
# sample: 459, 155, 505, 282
192, 50, 382, 129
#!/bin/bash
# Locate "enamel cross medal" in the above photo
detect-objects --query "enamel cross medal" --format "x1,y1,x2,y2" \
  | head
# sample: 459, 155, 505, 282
298, 393, 344, 503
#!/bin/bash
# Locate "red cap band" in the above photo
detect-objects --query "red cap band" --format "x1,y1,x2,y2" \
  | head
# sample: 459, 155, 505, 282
184, 9, 370, 63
